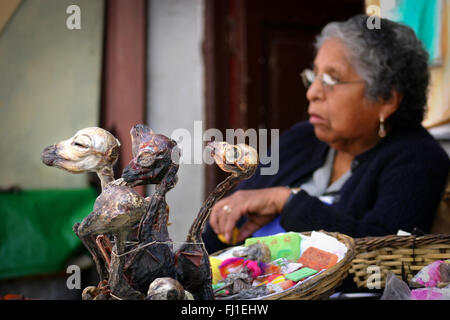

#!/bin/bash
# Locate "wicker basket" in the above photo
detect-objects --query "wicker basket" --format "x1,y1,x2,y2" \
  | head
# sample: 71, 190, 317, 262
349, 233, 450, 289
212, 231, 355, 300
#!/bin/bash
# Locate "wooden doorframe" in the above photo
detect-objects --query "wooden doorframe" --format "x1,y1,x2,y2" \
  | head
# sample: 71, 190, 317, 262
203, 0, 248, 198
203, 0, 228, 199
100, 0, 147, 195
203, 0, 365, 197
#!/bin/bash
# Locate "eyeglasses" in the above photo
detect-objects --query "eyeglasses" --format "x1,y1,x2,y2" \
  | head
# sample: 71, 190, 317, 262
301, 69, 365, 89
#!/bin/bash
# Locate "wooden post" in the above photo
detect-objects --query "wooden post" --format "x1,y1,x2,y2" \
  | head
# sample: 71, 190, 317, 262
101, 0, 147, 196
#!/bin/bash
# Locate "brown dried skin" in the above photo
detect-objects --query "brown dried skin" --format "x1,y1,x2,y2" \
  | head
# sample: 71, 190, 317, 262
122, 124, 178, 186
76, 185, 147, 299
73, 224, 110, 282
123, 164, 179, 294
41, 125, 176, 299
175, 142, 258, 300
209, 142, 258, 179
41, 127, 121, 282
76, 186, 147, 238
119, 125, 179, 294
104, 125, 178, 298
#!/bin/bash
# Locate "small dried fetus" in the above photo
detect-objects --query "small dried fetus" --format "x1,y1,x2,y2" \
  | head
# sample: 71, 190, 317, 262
233, 243, 272, 263
41, 125, 177, 300
175, 142, 258, 300
78, 125, 181, 299
119, 124, 180, 294
223, 272, 253, 295
41, 127, 121, 281
41, 127, 120, 189
76, 184, 148, 299
146, 277, 194, 300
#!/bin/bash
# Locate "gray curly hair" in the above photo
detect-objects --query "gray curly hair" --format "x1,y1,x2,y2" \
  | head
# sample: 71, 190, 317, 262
314, 14, 430, 130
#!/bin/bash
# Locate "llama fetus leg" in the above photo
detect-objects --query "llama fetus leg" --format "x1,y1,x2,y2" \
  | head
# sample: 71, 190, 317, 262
109, 231, 144, 300
73, 223, 109, 281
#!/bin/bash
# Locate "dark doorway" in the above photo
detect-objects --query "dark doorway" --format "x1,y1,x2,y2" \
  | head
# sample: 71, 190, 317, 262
203, 0, 365, 196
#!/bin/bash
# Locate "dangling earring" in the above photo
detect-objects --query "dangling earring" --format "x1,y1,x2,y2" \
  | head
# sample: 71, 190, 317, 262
378, 116, 386, 138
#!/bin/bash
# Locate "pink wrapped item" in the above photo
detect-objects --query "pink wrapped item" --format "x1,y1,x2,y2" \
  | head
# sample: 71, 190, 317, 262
411, 260, 444, 287
219, 257, 244, 279
243, 260, 266, 278
411, 287, 450, 300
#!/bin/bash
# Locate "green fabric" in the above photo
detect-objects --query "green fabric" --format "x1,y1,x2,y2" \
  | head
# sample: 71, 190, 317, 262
0, 188, 98, 279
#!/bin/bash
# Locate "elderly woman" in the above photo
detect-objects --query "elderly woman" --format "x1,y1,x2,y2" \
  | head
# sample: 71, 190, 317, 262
203, 14, 450, 254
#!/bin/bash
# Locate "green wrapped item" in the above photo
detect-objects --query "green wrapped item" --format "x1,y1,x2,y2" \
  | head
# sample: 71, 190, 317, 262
0, 188, 98, 279
212, 282, 228, 295
285, 267, 318, 282
244, 232, 302, 261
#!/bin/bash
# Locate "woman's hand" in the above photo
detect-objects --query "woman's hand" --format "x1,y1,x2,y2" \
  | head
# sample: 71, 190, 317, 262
209, 187, 292, 243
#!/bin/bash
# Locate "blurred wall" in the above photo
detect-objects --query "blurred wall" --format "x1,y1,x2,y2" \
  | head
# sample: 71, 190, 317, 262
366, 0, 450, 128
0, 0, 104, 190
147, 0, 205, 243
424, 0, 450, 128
0, 0, 22, 33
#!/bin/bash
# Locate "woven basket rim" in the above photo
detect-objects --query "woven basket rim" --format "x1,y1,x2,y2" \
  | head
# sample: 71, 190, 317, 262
211, 230, 355, 300
354, 233, 450, 251
350, 233, 450, 289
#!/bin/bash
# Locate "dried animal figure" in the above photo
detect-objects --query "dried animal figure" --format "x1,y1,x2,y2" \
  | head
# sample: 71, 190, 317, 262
41, 127, 120, 190
175, 142, 258, 300
119, 124, 180, 294
77, 125, 180, 299
232, 242, 272, 263
76, 184, 147, 299
41, 125, 173, 299
41, 127, 121, 281
216, 271, 253, 296
121, 124, 176, 188
146, 277, 194, 300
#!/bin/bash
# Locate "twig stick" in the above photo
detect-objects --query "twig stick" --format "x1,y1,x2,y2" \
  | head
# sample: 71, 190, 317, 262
109, 240, 205, 258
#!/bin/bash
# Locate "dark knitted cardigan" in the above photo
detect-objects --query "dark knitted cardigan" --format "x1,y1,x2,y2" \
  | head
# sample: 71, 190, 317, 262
203, 121, 449, 253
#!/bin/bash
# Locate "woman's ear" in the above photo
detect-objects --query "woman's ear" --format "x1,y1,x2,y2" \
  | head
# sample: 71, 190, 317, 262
380, 90, 402, 120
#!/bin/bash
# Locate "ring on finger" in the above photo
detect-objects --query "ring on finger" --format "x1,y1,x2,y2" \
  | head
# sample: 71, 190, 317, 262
223, 205, 232, 213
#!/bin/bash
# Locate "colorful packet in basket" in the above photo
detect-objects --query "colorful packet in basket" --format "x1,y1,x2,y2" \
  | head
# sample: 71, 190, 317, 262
219, 257, 245, 279
209, 257, 224, 284
298, 247, 338, 271
243, 260, 266, 279
285, 267, 318, 281
411, 287, 450, 300
245, 232, 302, 261
411, 260, 446, 288
266, 275, 296, 293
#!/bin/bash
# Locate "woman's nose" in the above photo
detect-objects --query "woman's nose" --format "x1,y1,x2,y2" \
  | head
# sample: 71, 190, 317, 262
306, 77, 325, 102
